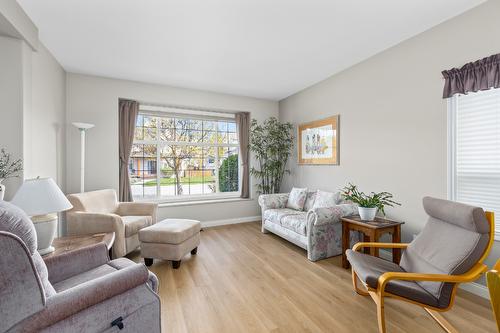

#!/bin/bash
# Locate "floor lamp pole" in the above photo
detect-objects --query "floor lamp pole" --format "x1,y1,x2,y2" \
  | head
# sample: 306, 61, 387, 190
79, 128, 86, 193
72, 122, 95, 193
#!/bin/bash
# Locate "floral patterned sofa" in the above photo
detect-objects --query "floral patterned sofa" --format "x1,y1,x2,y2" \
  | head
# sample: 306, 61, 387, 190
258, 190, 359, 261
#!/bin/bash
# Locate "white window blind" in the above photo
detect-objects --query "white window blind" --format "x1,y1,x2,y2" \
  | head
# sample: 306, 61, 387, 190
449, 88, 500, 239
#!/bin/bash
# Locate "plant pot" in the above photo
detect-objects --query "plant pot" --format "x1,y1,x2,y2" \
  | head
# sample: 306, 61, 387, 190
358, 207, 377, 221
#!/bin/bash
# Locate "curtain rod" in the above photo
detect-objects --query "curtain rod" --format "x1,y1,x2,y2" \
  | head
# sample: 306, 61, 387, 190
137, 100, 248, 117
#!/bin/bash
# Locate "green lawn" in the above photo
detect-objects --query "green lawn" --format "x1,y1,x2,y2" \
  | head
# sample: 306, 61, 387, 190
144, 175, 214, 186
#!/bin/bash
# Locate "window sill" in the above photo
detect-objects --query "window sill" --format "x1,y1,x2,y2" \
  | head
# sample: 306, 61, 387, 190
136, 196, 253, 208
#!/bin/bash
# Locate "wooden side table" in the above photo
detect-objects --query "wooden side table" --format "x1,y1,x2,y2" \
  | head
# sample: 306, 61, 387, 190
42, 232, 115, 259
341, 216, 404, 269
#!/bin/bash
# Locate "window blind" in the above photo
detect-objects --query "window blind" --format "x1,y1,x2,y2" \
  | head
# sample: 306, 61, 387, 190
451, 88, 500, 239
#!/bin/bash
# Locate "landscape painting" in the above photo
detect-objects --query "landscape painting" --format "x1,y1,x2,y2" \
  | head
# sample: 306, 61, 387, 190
298, 115, 339, 165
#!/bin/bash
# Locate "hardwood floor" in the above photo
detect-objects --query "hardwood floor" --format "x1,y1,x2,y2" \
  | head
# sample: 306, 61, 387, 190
129, 222, 496, 333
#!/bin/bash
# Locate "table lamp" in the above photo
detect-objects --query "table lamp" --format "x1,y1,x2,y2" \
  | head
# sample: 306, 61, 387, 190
11, 177, 73, 255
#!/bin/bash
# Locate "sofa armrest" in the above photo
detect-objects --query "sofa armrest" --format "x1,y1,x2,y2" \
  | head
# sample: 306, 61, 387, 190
17, 264, 150, 332
66, 211, 125, 236
116, 202, 158, 224
44, 243, 110, 284
307, 203, 358, 226
258, 193, 289, 211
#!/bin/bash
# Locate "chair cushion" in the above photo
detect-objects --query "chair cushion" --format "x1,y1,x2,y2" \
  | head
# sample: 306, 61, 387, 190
281, 213, 307, 236
400, 197, 490, 306
139, 219, 201, 244
286, 187, 308, 211
346, 250, 439, 308
122, 216, 151, 237
67, 189, 118, 214
263, 208, 303, 225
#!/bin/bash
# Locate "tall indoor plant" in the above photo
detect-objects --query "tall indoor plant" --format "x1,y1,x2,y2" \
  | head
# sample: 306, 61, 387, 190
341, 183, 400, 221
250, 117, 293, 194
0, 149, 23, 200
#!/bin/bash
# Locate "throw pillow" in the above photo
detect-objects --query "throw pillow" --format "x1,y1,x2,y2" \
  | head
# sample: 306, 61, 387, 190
312, 190, 341, 209
286, 187, 308, 211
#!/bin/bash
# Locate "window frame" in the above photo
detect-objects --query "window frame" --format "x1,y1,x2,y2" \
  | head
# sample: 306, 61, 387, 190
447, 91, 500, 240
131, 110, 242, 203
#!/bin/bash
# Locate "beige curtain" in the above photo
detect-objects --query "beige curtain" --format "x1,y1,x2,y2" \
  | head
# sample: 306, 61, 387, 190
236, 112, 250, 198
119, 99, 139, 202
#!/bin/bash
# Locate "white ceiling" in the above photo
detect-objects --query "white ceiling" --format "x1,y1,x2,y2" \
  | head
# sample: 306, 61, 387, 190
18, 0, 484, 101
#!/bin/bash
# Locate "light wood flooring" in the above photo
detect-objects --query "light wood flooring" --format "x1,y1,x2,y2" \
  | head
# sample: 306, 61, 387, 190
129, 222, 496, 333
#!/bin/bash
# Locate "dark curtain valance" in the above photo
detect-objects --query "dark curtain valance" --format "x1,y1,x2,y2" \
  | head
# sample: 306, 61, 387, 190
442, 53, 500, 99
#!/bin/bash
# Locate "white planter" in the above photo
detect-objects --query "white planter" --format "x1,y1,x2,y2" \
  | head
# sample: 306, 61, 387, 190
358, 207, 377, 221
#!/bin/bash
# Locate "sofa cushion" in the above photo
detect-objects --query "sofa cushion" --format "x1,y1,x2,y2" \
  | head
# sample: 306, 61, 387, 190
122, 216, 151, 237
312, 190, 341, 209
346, 249, 439, 308
263, 208, 303, 224
286, 187, 308, 210
281, 213, 308, 236
303, 191, 317, 211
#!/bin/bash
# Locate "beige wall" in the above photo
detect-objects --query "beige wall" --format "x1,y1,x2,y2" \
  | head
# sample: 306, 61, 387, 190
0, 36, 66, 199
28, 42, 66, 186
0, 36, 26, 199
65, 73, 279, 224
279, 0, 500, 284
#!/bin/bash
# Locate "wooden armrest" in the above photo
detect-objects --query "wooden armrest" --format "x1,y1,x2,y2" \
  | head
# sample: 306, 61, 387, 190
378, 263, 488, 292
353, 242, 409, 252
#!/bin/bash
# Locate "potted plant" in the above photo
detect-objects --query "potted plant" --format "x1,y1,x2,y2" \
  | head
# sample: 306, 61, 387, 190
249, 117, 294, 194
341, 183, 400, 221
0, 149, 23, 200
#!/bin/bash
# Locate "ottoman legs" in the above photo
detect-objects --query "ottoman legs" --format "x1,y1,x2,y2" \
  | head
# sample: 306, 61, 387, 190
191, 247, 198, 255
144, 258, 154, 266
172, 260, 181, 269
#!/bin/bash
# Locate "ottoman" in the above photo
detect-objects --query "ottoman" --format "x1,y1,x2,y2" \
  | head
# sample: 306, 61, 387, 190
139, 218, 201, 269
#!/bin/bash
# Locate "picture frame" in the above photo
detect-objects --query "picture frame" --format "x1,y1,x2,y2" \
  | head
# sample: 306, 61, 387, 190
298, 115, 339, 165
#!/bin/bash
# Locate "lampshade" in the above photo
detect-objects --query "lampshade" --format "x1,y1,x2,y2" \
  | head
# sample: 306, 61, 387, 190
11, 177, 73, 216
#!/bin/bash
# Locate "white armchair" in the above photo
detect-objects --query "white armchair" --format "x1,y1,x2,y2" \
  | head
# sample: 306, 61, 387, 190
66, 189, 158, 258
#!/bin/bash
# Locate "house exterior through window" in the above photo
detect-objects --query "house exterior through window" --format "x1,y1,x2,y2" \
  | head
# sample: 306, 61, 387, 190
130, 106, 240, 201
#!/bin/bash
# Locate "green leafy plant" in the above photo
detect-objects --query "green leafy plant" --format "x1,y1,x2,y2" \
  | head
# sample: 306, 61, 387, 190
0, 149, 23, 181
219, 154, 239, 192
250, 117, 293, 194
341, 183, 400, 215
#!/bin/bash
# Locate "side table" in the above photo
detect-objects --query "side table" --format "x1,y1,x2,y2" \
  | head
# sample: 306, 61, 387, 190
341, 216, 404, 269
42, 232, 115, 259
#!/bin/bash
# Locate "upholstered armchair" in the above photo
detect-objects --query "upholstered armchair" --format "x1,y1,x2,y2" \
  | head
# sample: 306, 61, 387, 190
346, 197, 494, 333
0, 201, 161, 333
66, 189, 158, 258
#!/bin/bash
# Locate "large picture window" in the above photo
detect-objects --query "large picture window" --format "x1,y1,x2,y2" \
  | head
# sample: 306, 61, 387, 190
130, 109, 240, 201
448, 88, 500, 239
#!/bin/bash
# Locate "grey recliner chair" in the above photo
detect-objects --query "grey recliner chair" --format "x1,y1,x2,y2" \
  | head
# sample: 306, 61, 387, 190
0, 201, 161, 333
346, 197, 494, 333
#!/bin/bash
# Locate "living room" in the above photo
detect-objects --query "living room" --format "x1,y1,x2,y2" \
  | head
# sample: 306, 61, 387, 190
1, 0, 500, 332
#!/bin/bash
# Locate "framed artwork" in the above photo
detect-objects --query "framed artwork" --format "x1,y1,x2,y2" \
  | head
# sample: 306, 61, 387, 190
298, 115, 339, 165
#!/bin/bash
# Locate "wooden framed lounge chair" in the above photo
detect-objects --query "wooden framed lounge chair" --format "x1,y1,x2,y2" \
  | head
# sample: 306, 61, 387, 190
346, 197, 494, 333
487, 259, 500, 333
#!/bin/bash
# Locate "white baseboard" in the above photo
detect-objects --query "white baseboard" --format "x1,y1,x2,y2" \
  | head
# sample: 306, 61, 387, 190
379, 250, 489, 299
201, 216, 260, 228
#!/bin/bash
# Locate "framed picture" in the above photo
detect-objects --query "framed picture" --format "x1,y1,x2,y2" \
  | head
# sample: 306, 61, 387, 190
298, 115, 339, 165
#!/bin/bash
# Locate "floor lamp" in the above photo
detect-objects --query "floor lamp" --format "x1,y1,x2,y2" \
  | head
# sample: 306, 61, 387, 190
72, 122, 95, 193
